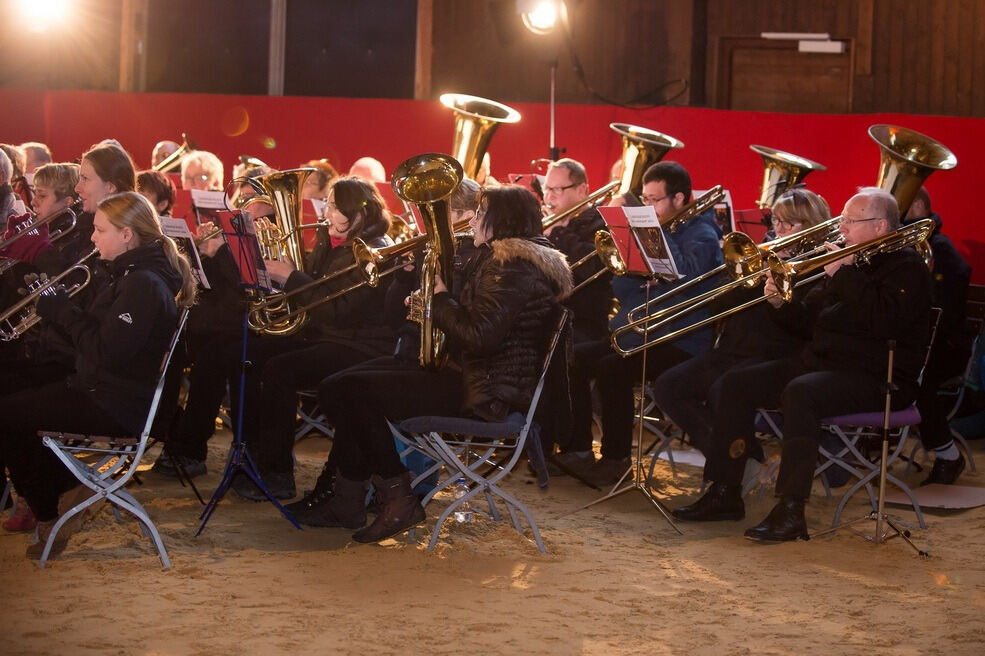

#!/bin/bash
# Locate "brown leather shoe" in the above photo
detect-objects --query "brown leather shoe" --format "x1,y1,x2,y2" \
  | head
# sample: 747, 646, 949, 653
352, 472, 425, 543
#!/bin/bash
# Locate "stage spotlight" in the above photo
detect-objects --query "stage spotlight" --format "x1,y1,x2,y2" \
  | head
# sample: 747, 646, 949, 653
17, 0, 70, 33
518, 0, 562, 35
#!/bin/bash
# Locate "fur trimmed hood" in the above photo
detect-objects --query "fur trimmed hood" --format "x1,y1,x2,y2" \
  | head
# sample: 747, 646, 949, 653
489, 237, 574, 300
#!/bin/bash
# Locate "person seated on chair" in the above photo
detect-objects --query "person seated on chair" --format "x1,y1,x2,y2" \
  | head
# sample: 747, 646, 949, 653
227, 176, 398, 501
651, 188, 830, 457
151, 140, 180, 169
306, 184, 572, 543
347, 156, 386, 183
904, 186, 973, 484
672, 187, 933, 542
20, 141, 53, 177
180, 151, 224, 192
0, 191, 196, 559
137, 170, 177, 217
542, 157, 613, 344
560, 161, 723, 485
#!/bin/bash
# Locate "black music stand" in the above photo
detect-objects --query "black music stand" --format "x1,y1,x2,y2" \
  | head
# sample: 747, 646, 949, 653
564, 279, 682, 534
812, 340, 929, 556
197, 214, 301, 535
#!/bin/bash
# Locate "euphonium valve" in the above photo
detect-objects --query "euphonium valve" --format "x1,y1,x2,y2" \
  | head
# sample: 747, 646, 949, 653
392, 153, 464, 369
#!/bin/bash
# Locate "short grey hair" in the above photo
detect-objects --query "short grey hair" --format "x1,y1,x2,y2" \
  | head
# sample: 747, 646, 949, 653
0, 148, 10, 184
546, 158, 588, 187
450, 177, 481, 212
855, 186, 900, 230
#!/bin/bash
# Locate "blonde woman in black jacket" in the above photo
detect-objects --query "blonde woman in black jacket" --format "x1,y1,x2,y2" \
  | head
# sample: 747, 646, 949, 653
0, 191, 196, 559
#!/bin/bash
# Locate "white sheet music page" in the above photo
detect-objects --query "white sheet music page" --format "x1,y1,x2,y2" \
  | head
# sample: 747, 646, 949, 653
624, 205, 681, 279
159, 216, 211, 289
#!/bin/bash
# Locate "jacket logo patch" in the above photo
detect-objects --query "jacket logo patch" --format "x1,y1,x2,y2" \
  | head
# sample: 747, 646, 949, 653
118, 313, 133, 324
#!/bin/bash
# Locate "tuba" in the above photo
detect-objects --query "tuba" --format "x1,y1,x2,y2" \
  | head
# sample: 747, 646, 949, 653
610, 123, 684, 200
750, 145, 826, 209
153, 133, 196, 173
440, 93, 521, 180
392, 153, 464, 369
869, 124, 957, 216
245, 167, 316, 336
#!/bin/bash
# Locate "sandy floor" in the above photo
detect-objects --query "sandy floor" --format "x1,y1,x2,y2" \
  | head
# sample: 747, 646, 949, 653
2, 430, 984, 656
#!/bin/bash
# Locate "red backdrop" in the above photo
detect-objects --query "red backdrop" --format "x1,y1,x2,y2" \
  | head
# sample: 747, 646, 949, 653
2, 88, 981, 281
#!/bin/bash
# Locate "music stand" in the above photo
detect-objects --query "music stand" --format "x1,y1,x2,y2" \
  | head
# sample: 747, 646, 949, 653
812, 340, 929, 556
197, 213, 301, 534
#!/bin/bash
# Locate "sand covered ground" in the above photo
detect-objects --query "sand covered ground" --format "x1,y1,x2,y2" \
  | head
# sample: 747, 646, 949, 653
2, 430, 984, 656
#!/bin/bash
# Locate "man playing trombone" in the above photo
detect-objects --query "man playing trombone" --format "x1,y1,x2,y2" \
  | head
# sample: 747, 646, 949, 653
672, 188, 933, 542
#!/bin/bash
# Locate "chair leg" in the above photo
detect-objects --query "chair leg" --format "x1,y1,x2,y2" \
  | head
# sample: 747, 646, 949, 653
951, 427, 977, 472
107, 491, 172, 568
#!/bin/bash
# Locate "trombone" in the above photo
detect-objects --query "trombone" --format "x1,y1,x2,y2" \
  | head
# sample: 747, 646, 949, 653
0, 247, 98, 341
609, 218, 936, 357
567, 231, 627, 296
153, 133, 196, 173
542, 180, 619, 231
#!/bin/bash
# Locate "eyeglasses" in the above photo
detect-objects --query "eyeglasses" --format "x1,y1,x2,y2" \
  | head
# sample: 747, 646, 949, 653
543, 183, 577, 194
641, 194, 669, 205
840, 216, 883, 226
475, 207, 487, 217
772, 218, 803, 231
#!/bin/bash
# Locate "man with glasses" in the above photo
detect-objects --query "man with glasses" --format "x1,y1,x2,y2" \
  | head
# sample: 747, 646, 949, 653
672, 187, 933, 542
561, 161, 723, 486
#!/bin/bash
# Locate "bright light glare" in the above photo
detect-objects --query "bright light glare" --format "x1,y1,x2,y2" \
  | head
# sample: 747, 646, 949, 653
521, 1, 559, 35
18, 0, 70, 34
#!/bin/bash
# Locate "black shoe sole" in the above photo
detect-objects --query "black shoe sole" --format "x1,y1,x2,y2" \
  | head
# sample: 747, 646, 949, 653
743, 530, 809, 542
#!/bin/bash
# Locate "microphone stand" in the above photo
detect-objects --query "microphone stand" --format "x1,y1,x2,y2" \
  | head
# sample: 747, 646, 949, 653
564, 277, 683, 534
813, 340, 928, 556
197, 217, 301, 535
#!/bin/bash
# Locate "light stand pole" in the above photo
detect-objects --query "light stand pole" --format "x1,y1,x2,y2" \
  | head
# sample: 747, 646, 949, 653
549, 58, 561, 161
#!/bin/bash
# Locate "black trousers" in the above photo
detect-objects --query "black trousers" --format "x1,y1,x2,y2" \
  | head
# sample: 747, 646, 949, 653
651, 350, 762, 453
569, 339, 691, 460
916, 340, 971, 450
0, 379, 128, 521
318, 357, 464, 481
704, 356, 912, 499
251, 340, 380, 473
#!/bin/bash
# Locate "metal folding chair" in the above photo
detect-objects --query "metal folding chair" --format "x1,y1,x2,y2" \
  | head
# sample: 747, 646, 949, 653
295, 390, 335, 442
388, 311, 568, 553
35, 308, 189, 568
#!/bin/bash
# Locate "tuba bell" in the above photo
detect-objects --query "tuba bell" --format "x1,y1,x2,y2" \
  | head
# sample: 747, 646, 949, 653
869, 125, 957, 216
245, 167, 316, 336
440, 93, 521, 180
392, 153, 464, 370
610, 123, 684, 200
750, 145, 826, 210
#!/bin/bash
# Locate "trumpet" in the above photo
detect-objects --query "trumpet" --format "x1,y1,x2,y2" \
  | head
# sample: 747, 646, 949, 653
0, 247, 98, 341
0, 201, 82, 274
542, 180, 619, 231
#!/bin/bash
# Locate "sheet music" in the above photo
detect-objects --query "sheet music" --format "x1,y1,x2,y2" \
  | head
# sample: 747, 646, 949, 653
231, 209, 273, 293
695, 187, 735, 235
624, 206, 681, 279
159, 216, 211, 289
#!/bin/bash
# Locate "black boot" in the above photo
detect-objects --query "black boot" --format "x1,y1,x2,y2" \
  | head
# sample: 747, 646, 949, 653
744, 495, 809, 542
671, 482, 744, 521
284, 464, 336, 514
352, 472, 425, 543
294, 474, 367, 529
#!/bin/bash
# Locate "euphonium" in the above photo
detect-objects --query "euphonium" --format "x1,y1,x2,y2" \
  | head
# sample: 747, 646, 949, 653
610, 123, 684, 200
245, 167, 316, 336
869, 125, 957, 216
392, 153, 464, 369
0, 247, 98, 341
750, 145, 826, 210
440, 93, 521, 180
153, 133, 196, 173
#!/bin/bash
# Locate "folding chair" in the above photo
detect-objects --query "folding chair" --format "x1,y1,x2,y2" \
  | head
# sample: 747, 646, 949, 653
35, 309, 189, 568
388, 310, 568, 553
820, 308, 942, 530
295, 390, 334, 442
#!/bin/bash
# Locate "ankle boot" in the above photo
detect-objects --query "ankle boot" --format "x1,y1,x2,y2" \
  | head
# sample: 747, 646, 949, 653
284, 465, 336, 515
295, 474, 367, 529
744, 495, 809, 542
352, 472, 425, 543
671, 482, 744, 521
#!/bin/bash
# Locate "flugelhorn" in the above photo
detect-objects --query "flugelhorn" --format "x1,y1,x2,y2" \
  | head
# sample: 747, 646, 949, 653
440, 93, 521, 180
610, 123, 684, 200
750, 145, 826, 210
153, 133, 196, 173
0, 247, 98, 341
393, 152, 464, 369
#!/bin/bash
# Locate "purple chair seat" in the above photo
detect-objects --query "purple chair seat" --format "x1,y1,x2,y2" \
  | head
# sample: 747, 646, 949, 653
822, 405, 921, 429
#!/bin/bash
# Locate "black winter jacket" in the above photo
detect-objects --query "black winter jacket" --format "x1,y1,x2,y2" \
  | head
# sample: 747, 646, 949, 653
432, 236, 573, 421
771, 248, 932, 399
36, 240, 183, 433
546, 207, 612, 341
